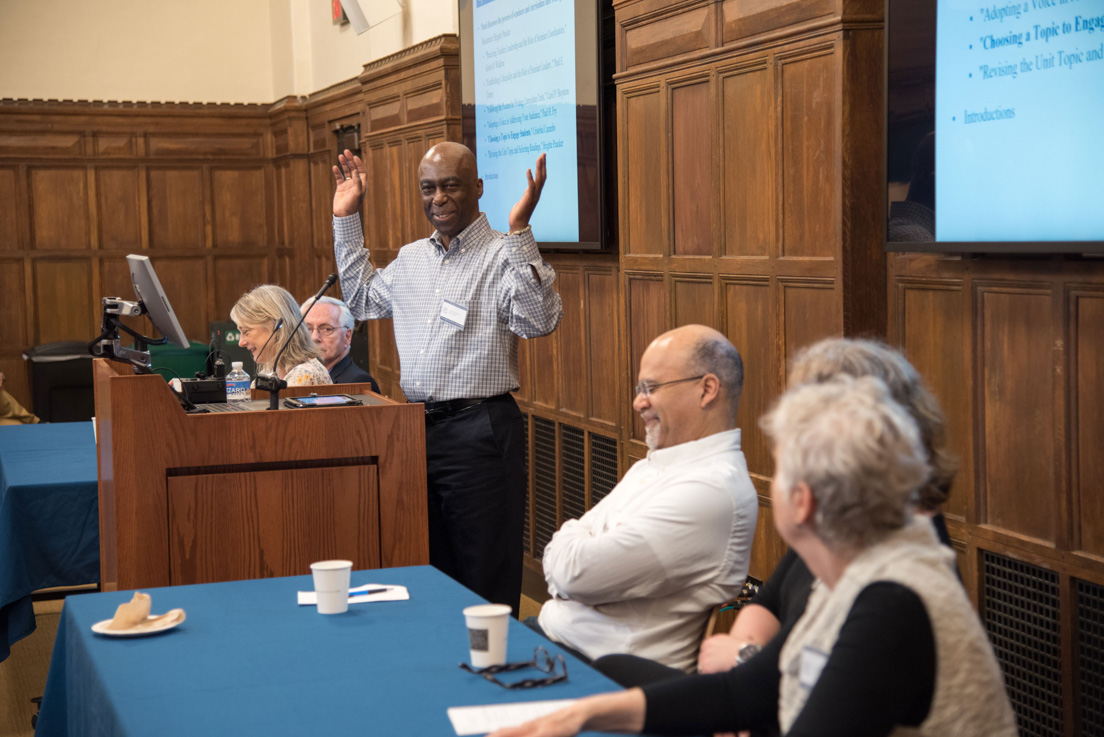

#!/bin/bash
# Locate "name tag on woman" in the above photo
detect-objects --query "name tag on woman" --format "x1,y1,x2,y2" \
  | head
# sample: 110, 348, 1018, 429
799, 646, 829, 690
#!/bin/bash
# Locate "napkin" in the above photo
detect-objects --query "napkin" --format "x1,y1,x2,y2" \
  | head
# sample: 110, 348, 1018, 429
297, 583, 410, 606
106, 592, 187, 631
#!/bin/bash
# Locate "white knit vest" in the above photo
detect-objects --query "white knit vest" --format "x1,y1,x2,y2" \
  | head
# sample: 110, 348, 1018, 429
778, 519, 1017, 737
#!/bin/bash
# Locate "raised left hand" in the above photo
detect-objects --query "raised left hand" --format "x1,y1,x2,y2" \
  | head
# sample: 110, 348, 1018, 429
508, 153, 547, 232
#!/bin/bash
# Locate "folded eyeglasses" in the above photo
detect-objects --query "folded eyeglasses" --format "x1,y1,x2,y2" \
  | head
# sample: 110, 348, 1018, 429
459, 646, 569, 689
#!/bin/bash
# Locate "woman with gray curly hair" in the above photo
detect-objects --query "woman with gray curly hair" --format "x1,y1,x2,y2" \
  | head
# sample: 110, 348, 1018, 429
492, 377, 1015, 737
786, 337, 956, 513
230, 284, 332, 387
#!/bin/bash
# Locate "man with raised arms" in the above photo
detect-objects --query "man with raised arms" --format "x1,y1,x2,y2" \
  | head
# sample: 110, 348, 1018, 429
331, 143, 562, 615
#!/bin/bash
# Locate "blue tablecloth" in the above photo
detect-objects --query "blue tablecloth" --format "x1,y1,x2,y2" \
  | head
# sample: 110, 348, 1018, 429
37, 566, 619, 736
0, 422, 99, 662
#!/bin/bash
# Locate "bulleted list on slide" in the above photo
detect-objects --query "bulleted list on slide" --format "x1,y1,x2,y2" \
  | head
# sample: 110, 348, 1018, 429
936, 0, 1103, 241
473, 0, 580, 241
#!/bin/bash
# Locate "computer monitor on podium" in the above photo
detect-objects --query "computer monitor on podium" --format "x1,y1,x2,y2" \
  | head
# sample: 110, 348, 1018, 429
127, 255, 189, 349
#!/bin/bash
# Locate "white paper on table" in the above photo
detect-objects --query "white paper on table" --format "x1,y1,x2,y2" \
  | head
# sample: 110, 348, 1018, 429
447, 699, 578, 736
296, 584, 410, 606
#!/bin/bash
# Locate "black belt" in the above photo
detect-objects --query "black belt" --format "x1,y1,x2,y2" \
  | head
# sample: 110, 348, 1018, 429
423, 393, 510, 423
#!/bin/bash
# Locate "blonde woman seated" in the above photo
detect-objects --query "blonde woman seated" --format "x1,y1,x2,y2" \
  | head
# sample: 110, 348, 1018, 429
493, 377, 1016, 737
230, 285, 332, 387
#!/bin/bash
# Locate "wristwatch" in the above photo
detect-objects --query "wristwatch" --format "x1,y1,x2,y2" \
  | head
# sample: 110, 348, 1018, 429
735, 642, 762, 665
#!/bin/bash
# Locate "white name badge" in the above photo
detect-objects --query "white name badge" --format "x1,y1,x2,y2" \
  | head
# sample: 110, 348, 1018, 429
440, 299, 468, 329
798, 646, 830, 690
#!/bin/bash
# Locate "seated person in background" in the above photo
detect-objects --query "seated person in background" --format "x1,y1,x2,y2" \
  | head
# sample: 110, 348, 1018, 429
231, 284, 332, 387
299, 296, 380, 391
695, 336, 959, 675
533, 324, 758, 672
494, 377, 1016, 737
888, 132, 936, 242
596, 337, 960, 699
0, 372, 41, 426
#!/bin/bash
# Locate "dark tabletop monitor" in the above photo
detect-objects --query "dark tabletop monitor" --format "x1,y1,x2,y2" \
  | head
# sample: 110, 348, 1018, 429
126, 255, 189, 348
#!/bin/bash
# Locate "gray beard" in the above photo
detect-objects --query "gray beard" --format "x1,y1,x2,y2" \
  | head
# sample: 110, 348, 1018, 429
644, 423, 659, 451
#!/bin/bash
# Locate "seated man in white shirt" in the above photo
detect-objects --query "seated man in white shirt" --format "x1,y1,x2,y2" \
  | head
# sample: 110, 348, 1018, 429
534, 324, 758, 672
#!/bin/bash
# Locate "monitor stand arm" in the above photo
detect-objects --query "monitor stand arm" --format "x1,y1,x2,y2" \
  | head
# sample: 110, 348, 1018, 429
89, 297, 168, 374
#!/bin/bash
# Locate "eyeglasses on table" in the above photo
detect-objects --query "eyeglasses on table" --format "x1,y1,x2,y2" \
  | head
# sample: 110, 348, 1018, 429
459, 646, 569, 689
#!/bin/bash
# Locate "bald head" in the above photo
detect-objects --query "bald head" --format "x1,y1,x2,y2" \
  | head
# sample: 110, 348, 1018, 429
418, 142, 483, 244
661, 325, 743, 411
633, 325, 744, 450
420, 142, 478, 177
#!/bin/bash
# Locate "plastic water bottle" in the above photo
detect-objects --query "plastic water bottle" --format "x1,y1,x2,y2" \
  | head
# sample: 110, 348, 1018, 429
225, 362, 251, 403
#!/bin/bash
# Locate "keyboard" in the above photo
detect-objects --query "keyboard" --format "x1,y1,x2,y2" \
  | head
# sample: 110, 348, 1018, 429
195, 400, 269, 413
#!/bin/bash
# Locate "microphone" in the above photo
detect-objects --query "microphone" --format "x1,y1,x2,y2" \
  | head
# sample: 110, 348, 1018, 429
269, 275, 337, 377
313, 273, 338, 301
212, 329, 227, 378
255, 275, 338, 409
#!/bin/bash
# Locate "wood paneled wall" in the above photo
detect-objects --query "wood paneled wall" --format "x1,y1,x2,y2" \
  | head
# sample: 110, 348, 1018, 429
606, 1, 1104, 730
889, 254, 1104, 580
0, 15, 884, 586
327, 2, 887, 583
613, 0, 886, 578
0, 99, 307, 407
0, 35, 462, 411
888, 254, 1104, 734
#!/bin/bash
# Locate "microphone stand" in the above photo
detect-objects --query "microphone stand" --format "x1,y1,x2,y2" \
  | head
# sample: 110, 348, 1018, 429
255, 275, 338, 410
248, 317, 284, 408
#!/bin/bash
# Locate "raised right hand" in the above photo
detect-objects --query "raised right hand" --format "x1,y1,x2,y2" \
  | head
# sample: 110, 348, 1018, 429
333, 149, 367, 217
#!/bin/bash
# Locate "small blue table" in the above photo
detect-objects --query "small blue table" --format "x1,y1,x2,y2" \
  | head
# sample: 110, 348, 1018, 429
0, 422, 99, 662
36, 566, 619, 736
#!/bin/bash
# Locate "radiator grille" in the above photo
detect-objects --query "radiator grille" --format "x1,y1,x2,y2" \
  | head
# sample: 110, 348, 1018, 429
589, 432, 619, 506
522, 415, 530, 556
560, 425, 586, 523
982, 552, 1062, 737
1078, 578, 1104, 736
532, 417, 558, 560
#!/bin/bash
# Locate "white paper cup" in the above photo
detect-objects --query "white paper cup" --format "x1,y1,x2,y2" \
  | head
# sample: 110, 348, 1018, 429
463, 603, 512, 668
310, 560, 353, 614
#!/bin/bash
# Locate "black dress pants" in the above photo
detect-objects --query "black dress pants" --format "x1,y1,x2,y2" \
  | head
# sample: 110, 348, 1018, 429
425, 394, 525, 617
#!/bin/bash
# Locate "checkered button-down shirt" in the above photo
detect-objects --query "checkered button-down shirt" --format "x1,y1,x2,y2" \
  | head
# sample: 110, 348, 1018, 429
333, 213, 563, 403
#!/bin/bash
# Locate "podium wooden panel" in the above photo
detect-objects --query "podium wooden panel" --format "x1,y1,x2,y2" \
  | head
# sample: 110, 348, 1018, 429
92, 359, 428, 591
166, 466, 380, 585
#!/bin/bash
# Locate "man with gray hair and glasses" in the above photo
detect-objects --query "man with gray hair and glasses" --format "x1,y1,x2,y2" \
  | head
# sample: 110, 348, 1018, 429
300, 295, 380, 391
530, 324, 758, 672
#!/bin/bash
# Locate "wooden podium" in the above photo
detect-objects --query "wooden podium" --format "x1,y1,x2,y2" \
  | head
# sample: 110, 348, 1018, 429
92, 359, 428, 592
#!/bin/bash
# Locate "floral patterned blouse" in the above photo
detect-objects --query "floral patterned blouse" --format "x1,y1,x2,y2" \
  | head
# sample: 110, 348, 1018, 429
283, 358, 333, 387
